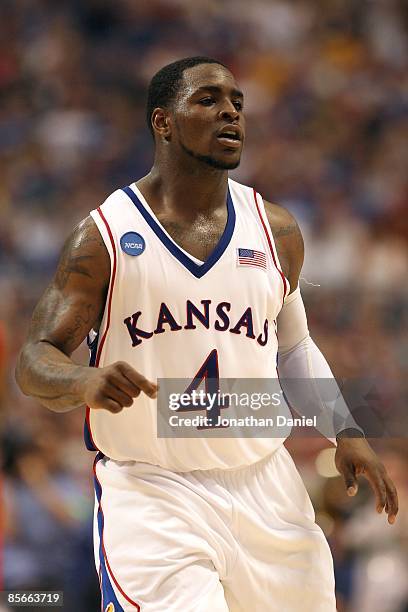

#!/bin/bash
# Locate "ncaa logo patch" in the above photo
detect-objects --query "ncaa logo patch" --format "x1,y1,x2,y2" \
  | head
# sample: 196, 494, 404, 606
105, 604, 115, 612
120, 232, 146, 256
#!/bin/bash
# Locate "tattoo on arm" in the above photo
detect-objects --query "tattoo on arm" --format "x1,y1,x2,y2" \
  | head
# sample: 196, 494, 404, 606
264, 202, 305, 291
27, 216, 109, 351
64, 303, 95, 353
274, 224, 299, 238
55, 255, 93, 289
54, 231, 106, 290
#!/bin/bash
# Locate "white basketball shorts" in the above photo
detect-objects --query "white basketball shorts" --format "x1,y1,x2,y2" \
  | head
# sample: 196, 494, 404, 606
93, 445, 336, 611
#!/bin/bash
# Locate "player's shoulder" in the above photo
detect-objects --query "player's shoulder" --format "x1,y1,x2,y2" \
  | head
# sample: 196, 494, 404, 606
71, 214, 104, 243
59, 215, 109, 276
54, 184, 130, 287
262, 199, 300, 238
75, 184, 127, 240
59, 196, 113, 284
254, 192, 304, 288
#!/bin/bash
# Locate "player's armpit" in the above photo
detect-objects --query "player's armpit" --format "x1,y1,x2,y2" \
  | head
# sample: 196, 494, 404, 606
263, 200, 304, 294
15, 216, 111, 410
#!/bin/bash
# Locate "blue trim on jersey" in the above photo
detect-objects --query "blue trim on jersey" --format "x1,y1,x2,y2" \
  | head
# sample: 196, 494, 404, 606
94, 453, 125, 612
84, 419, 97, 451
121, 185, 236, 279
84, 332, 99, 451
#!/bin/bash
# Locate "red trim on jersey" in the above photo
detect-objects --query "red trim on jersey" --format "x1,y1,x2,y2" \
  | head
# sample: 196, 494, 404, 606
85, 206, 118, 450
252, 189, 287, 303
94, 207, 117, 366
94, 457, 141, 611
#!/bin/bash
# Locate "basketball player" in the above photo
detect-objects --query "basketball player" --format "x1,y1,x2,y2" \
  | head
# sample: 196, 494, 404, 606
16, 57, 398, 611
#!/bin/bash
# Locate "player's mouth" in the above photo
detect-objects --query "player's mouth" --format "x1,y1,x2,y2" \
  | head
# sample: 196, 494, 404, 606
216, 125, 242, 149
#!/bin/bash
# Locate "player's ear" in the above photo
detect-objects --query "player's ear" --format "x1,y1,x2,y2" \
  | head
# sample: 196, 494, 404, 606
151, 108, 171, 141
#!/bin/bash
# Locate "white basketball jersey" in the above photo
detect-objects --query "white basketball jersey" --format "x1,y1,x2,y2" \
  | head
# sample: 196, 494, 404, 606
85, 178, 291, 471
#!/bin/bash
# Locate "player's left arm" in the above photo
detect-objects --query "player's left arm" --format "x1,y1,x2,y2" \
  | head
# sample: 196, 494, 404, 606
264, 200, 398, 524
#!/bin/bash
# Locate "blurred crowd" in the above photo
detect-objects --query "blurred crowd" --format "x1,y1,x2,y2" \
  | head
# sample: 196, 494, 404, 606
1, 0, 407, 610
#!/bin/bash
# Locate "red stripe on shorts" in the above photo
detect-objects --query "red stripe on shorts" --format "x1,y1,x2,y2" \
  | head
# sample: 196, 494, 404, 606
94, 456, 141, 610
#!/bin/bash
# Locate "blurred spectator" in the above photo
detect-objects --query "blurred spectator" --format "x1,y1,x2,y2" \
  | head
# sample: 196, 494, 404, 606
3, 417, 95, 610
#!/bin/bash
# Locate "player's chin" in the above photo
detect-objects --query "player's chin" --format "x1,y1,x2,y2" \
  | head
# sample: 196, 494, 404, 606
222, 158, 241, 170
210, 152, 242, 170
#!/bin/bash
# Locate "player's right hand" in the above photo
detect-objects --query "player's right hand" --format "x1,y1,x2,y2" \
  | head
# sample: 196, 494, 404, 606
79, 361, 158, 413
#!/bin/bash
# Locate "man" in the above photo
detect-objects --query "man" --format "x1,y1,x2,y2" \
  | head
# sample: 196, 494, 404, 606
16, 57, 398, 611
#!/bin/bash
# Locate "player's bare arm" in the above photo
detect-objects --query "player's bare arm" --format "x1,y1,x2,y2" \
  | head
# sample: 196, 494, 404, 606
265, 200, 398, 524
16, 216, 157, 414
264, 200, 304, 293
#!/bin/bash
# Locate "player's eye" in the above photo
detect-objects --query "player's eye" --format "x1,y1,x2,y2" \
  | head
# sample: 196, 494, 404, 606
199, 97, 215, 106
233, 100, 243, 111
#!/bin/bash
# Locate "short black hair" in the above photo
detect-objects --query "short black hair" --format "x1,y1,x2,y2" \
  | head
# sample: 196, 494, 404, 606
146, 56, 228, 136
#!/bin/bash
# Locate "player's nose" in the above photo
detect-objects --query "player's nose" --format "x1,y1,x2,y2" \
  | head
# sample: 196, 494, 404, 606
218, 102, 239, 122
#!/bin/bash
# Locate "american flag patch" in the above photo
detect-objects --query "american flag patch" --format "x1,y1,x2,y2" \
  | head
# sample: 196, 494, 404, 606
237, 248, 267, 270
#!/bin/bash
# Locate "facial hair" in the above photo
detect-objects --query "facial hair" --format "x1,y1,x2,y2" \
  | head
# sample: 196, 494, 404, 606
179, 140, 241, 170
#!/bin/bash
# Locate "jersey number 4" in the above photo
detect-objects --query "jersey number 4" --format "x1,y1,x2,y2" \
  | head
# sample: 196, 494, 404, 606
178, 349, 228, 428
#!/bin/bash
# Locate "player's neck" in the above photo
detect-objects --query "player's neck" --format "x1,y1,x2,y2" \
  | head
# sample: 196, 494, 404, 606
137, 161, 229, 218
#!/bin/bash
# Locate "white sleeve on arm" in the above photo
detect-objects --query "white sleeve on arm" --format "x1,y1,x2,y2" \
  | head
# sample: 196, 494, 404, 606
277, 286, 364, 444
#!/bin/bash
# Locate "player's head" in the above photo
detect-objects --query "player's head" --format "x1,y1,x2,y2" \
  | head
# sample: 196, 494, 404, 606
146, 56, 245, 170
